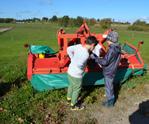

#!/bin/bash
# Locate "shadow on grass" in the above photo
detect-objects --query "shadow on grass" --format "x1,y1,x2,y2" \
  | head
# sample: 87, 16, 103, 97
0, 77, 26, 97
78, 67, 129, 104
129, 100, 149, 124
0, 82, 11, 97
79, 85, 103, 104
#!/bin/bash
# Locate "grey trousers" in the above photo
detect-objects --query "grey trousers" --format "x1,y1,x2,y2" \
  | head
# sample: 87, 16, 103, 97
104, 76, 115, 100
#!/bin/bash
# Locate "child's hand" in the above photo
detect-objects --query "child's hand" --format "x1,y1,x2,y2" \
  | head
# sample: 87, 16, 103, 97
90, 53, 98, 60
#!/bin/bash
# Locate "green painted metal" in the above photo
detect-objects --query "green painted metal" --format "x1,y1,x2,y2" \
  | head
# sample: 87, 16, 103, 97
31, 67, 146, 91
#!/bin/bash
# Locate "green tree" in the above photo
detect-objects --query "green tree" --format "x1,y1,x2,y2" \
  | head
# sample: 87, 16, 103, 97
133, 20, 146, 26
50, 15, 58, 22
75, 16, 84, 26
100, 18, 112, 29
32, 18, 40, 22
0, 18, 15, 23
42, 17, 48, 22
128, 19, 149, 31
86, 18, 96, 26
59, 15, 70, 27
68, 18, 76, 27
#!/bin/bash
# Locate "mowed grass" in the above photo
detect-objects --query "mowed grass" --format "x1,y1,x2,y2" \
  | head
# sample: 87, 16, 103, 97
0, 22, 149, 123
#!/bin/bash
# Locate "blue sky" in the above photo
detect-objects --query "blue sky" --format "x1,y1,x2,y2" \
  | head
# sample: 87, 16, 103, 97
0, 0, 149, 22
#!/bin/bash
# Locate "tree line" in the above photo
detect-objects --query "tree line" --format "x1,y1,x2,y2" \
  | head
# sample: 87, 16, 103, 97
17, 16, 97, 27
128, 19, 149, 31
0, 16, 129, 29
0, 18, 15, 23
1, 16, 149, 31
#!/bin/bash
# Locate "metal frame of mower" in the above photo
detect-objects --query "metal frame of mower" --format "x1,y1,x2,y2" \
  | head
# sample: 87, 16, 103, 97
27, 22, 144, 80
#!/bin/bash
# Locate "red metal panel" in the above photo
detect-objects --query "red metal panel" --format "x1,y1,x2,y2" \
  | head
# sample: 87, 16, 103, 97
34, 57, 60, 68
27, 53, 33, 80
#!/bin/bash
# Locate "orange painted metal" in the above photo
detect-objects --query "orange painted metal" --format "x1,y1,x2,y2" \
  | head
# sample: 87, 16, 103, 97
27, 22, 144, 80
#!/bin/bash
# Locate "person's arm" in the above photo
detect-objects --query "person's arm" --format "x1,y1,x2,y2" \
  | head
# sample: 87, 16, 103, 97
90, 50, 113, 66
92, 44, 102, 57
67, 45, 75, 59
96, 50, 113, 66
90, 53, 102, 67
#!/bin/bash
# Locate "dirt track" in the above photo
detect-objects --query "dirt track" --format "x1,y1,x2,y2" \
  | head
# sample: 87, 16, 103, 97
65, 83, 149, 124
0, 27, 12, 33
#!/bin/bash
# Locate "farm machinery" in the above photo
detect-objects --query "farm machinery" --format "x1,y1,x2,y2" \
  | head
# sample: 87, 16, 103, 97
26, 22, 146, 91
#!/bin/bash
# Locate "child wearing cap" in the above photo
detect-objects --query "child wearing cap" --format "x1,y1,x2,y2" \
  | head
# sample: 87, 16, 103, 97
91, 31, 121, 107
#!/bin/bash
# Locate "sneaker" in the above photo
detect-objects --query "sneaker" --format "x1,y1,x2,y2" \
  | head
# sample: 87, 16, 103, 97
66, 98, 71, 105
102, 98, 115, 108
67, 97, 71, 101
71, 104, 85, 111
66, 100, 71, 105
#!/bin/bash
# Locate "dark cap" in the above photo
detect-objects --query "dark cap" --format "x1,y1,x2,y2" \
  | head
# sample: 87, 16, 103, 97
106, 31, 119, 43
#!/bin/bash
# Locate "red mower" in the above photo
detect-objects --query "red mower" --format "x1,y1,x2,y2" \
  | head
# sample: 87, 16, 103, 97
26, 22, 146, 91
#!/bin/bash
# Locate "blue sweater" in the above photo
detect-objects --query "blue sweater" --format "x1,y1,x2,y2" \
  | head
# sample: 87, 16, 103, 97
93, 43, 121, 78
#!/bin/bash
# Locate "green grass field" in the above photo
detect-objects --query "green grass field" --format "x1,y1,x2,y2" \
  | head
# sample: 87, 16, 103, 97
0, 22, 149, 123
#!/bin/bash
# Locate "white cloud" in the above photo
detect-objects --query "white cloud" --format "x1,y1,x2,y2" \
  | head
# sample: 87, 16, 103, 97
139, 16, 149, 23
